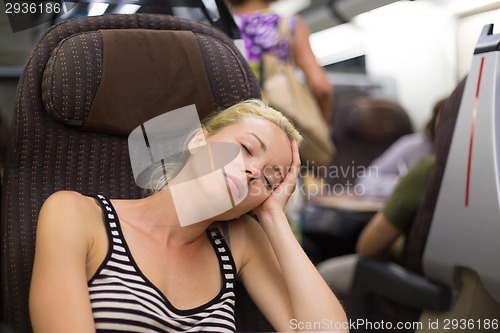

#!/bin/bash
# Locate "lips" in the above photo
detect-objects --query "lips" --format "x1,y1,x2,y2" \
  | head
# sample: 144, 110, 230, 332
225, 173, 243, 201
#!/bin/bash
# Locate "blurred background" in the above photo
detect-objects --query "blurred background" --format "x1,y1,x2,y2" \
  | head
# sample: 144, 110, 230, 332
2, 0, 499, 132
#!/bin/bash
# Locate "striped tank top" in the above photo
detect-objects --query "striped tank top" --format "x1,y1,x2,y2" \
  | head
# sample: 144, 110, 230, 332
88, 195, 237, 332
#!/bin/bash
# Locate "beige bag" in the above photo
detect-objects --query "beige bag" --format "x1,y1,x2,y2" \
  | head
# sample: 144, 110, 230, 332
259, 16, 334, 167
260, 53, 335, 167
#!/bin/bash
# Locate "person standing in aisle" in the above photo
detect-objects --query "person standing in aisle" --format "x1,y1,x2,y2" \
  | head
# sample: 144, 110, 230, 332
227, 0, 334, 122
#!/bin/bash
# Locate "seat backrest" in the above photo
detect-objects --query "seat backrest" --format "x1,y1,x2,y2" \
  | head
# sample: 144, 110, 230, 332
0, 13, 263, 333
346, 78, 467, 333
347, 25, 500, 332
404, 78, 466, 274
328, 96, 413, 186
421, 24, 500, 303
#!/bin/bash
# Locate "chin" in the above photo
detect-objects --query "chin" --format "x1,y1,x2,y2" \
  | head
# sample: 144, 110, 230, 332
216, 206, 252, 222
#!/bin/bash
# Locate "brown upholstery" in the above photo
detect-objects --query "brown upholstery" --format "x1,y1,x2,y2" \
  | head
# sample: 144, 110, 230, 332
82, 29, 215, 135
0, 13, 271, 333
40, 27, 254, 133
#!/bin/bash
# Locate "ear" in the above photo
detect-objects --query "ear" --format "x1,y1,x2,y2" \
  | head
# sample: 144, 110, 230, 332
188, 128, 208, 153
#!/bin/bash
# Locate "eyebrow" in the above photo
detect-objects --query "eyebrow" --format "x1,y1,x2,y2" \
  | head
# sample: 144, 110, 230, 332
247, 132, 267, 152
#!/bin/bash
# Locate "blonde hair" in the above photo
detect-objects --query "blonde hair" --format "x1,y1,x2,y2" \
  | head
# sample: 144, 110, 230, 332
147, 99, 302, 192
204, 99, 303, 145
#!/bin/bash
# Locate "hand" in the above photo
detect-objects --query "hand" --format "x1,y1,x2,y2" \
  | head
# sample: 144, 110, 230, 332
253, 140, 301, 217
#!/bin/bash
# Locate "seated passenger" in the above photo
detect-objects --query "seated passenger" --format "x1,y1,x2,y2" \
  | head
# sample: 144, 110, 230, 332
29, 100, 348, 333
356, 98, 445, 199
317, 155, 436, 299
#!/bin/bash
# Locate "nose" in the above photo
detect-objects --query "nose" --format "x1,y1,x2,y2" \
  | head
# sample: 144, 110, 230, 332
245, 162, 261, 182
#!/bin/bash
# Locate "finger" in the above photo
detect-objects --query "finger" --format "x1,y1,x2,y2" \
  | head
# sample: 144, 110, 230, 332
270, 140, 301, 199
277, 141, 300, 192
288, 140, 301, 178
292, 140, 301, 167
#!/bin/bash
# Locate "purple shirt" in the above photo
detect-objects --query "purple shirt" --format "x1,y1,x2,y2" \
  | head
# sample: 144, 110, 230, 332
235, 11, 296, 67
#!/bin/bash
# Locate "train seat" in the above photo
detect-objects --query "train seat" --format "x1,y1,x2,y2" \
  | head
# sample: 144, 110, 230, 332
348, 24, 500, 333
0, 11, 274, 333
417, 23, 500, 332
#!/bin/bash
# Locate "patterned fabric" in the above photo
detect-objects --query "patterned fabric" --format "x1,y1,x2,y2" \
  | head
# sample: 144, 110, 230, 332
2, 14, 260, 333
234, 11, 295, 77
90, 195, 237, 332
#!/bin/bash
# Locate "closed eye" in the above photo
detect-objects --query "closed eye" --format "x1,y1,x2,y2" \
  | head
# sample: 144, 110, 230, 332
241, 144, 251, 156
263, 175, 272, 190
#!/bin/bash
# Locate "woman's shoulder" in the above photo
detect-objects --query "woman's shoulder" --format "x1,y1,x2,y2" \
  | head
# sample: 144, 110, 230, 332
228, 213, 263, 239
44, 189, 89, 201
35, 191, 106, 274
223, 214, 267, 268
42, 190, 97, 213
39, 191, 103, 234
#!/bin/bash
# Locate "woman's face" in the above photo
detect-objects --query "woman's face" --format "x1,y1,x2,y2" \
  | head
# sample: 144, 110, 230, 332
207, 117, 293, 220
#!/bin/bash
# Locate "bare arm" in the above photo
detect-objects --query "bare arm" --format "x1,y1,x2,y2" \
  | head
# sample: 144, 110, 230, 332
30, 191, 97, 333
292, 15, 334, 121
236, 216, 293, 331
252, 211, 347, 332
357, 156, 436, 259
238, 141, 347, 332
356, 212, 402, 259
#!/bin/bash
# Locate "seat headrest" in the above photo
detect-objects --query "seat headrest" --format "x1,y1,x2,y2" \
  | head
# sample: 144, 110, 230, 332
41, 27, 242, 136
346, 97, 410, 141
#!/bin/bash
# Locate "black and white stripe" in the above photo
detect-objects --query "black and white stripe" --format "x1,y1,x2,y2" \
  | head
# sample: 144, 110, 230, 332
89, 195, 236, 332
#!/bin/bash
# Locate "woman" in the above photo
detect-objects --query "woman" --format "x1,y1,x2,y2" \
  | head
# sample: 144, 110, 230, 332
227, 0, 333, 121
30, 100, 347, 332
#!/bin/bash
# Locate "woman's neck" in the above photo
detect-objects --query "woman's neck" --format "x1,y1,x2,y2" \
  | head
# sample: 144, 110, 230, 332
112, 189, 215, 247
